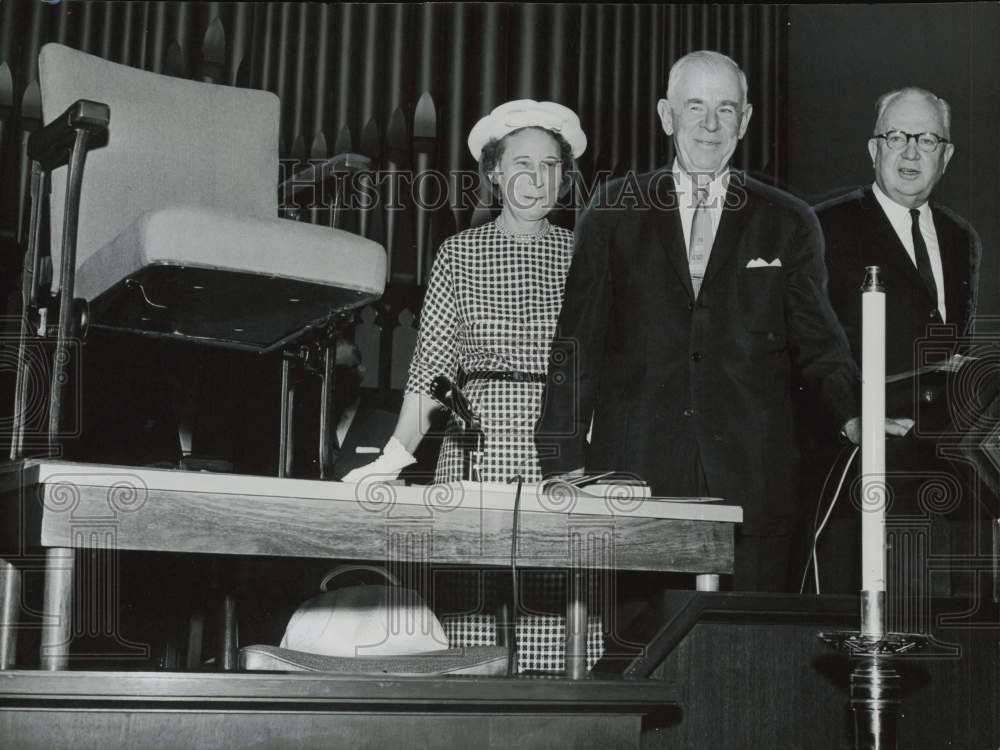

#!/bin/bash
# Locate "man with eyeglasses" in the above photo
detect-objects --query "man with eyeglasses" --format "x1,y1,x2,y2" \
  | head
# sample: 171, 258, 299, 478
812, 87, 983, 593
817, 87, 980, 426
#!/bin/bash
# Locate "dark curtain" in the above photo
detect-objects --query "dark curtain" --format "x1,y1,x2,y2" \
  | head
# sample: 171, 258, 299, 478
0, 2, 788, 288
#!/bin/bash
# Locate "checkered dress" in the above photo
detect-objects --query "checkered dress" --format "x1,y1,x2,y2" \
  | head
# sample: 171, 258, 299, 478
407, 219, 574, 484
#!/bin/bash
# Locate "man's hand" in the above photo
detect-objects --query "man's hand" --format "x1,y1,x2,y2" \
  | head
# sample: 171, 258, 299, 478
840, 416, 915, 445
341, 437, 417, 483
540, 467, 585, 493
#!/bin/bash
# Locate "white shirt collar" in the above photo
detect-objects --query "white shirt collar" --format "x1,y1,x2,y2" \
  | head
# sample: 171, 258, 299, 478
673, 158, 730, 206
871, 181, 929, 224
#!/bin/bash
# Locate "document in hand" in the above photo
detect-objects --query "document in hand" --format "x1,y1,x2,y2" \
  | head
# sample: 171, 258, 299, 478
884, 352, 976, 384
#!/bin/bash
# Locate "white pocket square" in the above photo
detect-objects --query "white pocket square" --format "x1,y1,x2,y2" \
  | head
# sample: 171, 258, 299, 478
746, 257, 782, 268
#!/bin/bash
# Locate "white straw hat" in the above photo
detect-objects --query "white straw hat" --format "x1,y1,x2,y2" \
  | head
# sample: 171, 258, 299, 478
467, 99, 587, 161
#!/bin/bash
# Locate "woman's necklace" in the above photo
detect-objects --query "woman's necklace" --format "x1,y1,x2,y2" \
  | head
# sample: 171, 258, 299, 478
495, 216, 551, 244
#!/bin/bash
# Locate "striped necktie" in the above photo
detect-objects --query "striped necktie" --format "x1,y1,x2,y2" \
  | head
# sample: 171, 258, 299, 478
688, 186, 714, 297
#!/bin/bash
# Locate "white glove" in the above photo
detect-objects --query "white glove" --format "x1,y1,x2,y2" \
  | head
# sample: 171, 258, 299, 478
342, 437, 417, 483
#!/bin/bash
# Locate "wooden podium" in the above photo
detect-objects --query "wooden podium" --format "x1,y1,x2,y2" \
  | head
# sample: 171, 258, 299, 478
0, 459, 741, 670
0, 459, 742, 749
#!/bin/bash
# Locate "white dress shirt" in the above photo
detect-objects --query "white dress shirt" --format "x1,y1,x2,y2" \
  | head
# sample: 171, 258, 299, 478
673, 158, 730, 251
871, 182, 947, 322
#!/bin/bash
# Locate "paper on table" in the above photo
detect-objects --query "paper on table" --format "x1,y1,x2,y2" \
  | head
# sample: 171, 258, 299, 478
884, 353, 976, 384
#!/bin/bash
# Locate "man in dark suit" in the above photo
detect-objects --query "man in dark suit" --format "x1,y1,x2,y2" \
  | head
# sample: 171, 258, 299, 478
291, 339, 399, 480
813, 88, 983, 594
327, 341, 400, 480
536, 50, 885, 592
816, 87, 980, 426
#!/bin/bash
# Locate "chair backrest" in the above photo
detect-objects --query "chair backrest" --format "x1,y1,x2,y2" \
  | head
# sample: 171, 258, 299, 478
38, 43, 280, 293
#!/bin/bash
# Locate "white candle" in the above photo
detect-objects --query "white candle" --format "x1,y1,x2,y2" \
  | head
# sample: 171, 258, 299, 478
860, 266, 887, 635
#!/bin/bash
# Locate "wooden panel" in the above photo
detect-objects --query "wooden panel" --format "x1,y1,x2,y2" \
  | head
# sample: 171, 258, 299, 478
0, 669, 678, 707
36, 484, 732, 573
0, 710, 642, 750
630, 593, 999, 750
596, 591, 858, 676
0, 670, 671, 748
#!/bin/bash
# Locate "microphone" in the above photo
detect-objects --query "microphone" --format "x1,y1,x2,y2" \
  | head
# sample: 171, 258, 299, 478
430, 375, 480, 430
431, 375, 484, 482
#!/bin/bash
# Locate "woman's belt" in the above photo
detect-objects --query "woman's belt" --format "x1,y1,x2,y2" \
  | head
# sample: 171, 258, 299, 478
458, 369, 546, 386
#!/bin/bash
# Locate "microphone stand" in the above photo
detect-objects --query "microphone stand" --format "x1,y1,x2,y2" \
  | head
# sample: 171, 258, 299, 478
430, 375, 484, 482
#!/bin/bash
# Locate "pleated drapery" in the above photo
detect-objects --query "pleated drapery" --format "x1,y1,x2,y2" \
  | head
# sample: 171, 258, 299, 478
0, 2, 787, 286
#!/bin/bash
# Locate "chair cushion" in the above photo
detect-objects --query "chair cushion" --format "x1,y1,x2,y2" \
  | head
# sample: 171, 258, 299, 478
76, 206, 386, 349
78, 205, 385, 300
239, 644, 508, 676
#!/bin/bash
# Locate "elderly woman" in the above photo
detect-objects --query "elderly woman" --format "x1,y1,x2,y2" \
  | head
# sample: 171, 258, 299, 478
345, 100, 587, 485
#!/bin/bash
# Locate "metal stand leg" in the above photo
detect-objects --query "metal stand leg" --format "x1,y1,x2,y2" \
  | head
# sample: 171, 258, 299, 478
185, 611, 204, 670
850, 656, 902, 749
48, 130, 95, 458
0, 560, 21, 670
820, 591, 929, 750
160, 641, 179, 670
565, 569, 587, 680
496, 601, 510, 649
217, 594, 237, 671
318, 341, 338, 479
278, 358, 292, 478
696, 573, 720, 592
41, 547, 74, 670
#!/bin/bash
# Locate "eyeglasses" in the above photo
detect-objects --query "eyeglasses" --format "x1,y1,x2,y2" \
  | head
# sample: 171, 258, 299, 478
874, 130, 949, 153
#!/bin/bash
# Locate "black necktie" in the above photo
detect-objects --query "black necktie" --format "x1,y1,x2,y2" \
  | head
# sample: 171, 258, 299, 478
909, 208, 937, 307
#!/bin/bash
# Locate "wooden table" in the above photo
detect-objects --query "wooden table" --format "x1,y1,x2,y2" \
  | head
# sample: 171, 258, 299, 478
0, 459, 742, 673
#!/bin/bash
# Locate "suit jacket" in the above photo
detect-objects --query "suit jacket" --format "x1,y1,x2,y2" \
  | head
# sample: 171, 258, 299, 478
815, 186, 981, 419
536, 169, 857, 533
331, 400, 399, 480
